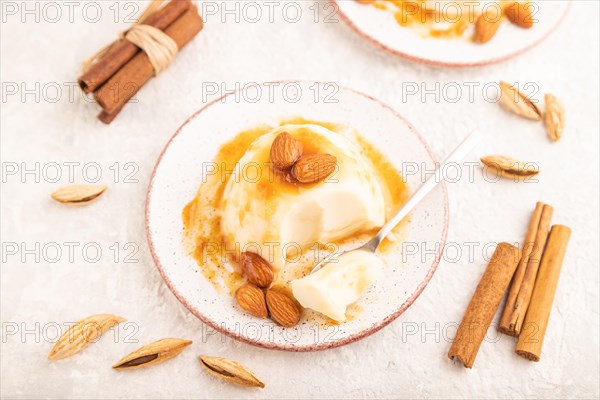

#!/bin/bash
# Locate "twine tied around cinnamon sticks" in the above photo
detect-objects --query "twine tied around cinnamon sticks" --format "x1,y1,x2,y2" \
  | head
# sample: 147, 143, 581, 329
78, 0, 203, 123
82, 0, 177, 76
122, 24, 178, 75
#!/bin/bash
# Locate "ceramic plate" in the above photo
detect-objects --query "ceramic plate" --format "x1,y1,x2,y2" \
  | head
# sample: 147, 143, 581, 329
334, 0, 571, 67
146, 81, 449, 351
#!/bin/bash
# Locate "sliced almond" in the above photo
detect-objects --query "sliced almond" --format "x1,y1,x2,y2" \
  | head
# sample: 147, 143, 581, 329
474, 8, 502, 44
266, 289, 301, 327
51, 185, 107, 205
544, 93, 565, 142
48, 313, 125, 361
481, 155, 539, 180
292, 154, 337, 184
499, 81, 542, 120
240, 252, 274, 288
504, 2, 534, 29
270, 132, 302, 171
235, 283, 268, 318
113, 338, 192, 369
199, 355, 265, 388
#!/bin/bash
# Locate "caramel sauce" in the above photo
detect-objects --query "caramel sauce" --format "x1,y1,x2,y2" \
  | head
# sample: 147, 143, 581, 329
362, 0, 485, 40
182, 118, 411, 319
182, 125, 269, 294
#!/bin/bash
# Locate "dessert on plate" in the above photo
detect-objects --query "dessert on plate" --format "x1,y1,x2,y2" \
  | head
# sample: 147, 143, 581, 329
183, 119, 410, 325
357, 0, 536, 43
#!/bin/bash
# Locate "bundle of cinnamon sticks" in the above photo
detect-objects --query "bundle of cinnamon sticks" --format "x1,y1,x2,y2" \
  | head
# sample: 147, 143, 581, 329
448, 202, 571, 367
78, 0, 203, 123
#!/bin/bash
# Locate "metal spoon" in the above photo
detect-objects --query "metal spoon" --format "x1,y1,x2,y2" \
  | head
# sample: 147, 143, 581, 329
310, 133, 479, 274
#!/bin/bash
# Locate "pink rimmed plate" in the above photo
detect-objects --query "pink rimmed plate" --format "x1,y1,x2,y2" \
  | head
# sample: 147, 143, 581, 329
333, 0, 571, 67
145, 81, 448, 351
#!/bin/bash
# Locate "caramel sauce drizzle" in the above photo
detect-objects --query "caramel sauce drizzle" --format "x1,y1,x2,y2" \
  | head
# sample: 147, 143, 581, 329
359, 0, 482, 39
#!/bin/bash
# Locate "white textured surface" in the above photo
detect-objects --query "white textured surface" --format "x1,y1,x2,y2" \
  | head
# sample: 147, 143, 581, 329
1, 1, 599, 399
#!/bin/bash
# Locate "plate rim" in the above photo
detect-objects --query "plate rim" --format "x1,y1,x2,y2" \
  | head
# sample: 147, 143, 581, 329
332, 0, 572, 68
145, 80, 450, 351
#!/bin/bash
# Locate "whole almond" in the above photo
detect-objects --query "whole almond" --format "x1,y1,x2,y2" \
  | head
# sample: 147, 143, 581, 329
266, 289, 301, 327
474, 9, 502, 44
240, 252, 274, 288
499, 81, 542, 120
236, 284, 268, 318
113, 338, 192, 370
270, 132, 302, 170
199, 355, 265, 388
544, 93, 565, 142
292, 154, 337, 184
51, 185, 107, 205
480, 155, 539, 180
504, 2, 534, 28
48, 313, 125, 361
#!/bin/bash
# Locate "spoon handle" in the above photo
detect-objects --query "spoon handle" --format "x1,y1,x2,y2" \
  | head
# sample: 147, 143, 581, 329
365, 133, 480, 251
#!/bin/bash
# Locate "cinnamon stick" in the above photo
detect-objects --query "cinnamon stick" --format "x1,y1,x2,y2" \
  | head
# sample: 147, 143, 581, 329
515, 225, 571, 361
448, 243, 521, 368
94, 5, 203, 122
78, 0, 191, 93
507, 203, 553, 335
97, 105, 124, 125
498, 202, 544, 335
